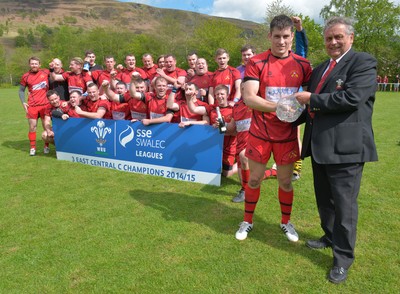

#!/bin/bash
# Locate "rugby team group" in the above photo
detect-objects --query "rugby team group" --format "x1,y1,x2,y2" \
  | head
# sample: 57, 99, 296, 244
18, 15, 379, 284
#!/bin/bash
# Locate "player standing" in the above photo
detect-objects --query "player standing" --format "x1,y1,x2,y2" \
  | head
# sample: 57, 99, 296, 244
19, 57, 50, 156
235, 15, 312, 242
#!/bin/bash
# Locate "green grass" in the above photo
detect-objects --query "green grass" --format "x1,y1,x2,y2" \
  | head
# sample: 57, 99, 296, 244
0, 87, 399, 293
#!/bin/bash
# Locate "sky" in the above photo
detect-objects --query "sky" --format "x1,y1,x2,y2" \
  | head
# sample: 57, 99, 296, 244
115, 0, 368, 24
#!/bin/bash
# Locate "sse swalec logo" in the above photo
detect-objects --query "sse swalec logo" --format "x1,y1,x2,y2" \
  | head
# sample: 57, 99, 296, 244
119, 125, 134, 148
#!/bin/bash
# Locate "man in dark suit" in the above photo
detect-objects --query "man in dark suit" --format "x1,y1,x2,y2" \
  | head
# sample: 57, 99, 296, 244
295, 16, 378, 284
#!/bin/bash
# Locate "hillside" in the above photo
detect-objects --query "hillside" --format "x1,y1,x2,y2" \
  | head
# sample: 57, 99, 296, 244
0, 0, 265, 83
0, 0, 259, 37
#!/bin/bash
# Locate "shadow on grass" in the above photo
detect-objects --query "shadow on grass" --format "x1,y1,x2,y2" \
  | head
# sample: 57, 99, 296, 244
3, 140, 27, 152
2, 140, 57, 157
130, 188, 331, 270
199, 175, 240, 197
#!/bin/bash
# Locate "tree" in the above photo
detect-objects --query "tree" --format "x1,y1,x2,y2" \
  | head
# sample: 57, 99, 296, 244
320, 0, 400, 76
7, 47, 35, 85
298, 16, 326, 66
125, 34, 162, 63
187, 19, 242, 70
78, 27, 133, 63
0, 44, 7, 83
263, 1, 326, 65
45, 25, 82, 62
152, 15, 194, 67
265, 0, 294, 25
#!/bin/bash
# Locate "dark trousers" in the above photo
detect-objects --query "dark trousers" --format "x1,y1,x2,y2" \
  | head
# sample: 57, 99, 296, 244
311, 158, 364, 269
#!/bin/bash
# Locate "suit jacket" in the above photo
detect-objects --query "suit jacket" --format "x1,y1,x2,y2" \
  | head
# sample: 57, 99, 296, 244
301, 48, 378, 164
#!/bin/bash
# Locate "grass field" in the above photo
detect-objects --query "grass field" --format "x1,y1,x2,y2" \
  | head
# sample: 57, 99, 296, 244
0, 87, 399, 293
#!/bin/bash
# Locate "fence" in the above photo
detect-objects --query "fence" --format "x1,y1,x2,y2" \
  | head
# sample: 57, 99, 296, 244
0, 74, 18, 86
377, 83, 400, 91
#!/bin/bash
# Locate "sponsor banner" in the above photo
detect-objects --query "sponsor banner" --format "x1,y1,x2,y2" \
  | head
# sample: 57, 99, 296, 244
52, 118, 224, 185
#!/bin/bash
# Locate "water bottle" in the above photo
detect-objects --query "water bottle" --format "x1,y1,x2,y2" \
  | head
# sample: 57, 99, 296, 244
83, 61, 90, 72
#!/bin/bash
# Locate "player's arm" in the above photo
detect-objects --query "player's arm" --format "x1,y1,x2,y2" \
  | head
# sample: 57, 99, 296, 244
186, 97, 207, 115
51, 71, 65, 82
101, 80, 121, 102
178, 118, 209, 128
292, 16, 308, 58
129, 74, 144, 100
202, 114, 210, 125
176, 75, 186, 86
207, 87, 215, 105
18, 85, 29, 112
155, 68, 178, 86
155, 68, 171, 82
225, 117, 237, 135
229, 79, 242, 107
43, 114, 54, 137
142, 113, 173, 126
75, 106, 106, 119
166, 84, 181, 112
166, 91, 179, 112
243, 80, 277, 112
49, 62, 65, 82
109, 69, 119, 90
233, 79, 242, 102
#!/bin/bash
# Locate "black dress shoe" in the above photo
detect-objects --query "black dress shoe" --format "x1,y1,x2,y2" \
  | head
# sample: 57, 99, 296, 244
328, 266, 348, 284
306, 237, 332, 249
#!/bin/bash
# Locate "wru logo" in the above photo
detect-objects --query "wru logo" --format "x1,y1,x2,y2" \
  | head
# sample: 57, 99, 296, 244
91, 120, 112, 146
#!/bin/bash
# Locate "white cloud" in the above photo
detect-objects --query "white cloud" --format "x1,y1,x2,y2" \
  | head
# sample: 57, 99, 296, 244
121, 0, 400, 24
211, 0, 327, 23
211, 0, 266, 23
211, 0, 400, 24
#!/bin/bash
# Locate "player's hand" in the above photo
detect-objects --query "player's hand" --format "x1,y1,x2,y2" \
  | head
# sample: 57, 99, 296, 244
102, 80, 110, 88
22, 102, 29, 113
178, 121, 190, 128
110, 69, 117, 79
174, 80, 184, 89
187, 68, 195, 78
74, 106, 82, 114
292, 16, 302, 31
212, 121, 219, 129
131, 72, 141, 80
228, 101, 235, 107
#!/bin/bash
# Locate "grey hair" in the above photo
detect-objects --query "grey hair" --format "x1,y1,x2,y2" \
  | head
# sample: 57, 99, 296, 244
324, 16, 354, 35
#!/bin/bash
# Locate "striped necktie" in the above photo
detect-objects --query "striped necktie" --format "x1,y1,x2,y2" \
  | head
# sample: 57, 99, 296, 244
315, 60, 337, 94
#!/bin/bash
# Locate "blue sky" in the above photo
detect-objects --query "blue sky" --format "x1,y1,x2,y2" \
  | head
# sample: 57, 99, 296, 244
118, 0, 400, 24
119, 0, 213, 14
117, 0, 326, 23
